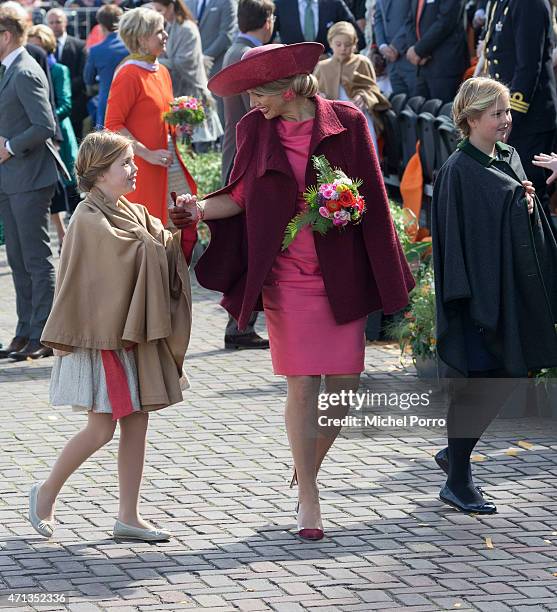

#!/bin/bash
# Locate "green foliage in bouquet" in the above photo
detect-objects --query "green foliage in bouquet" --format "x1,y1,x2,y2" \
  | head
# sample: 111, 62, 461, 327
313, 154, 337, 183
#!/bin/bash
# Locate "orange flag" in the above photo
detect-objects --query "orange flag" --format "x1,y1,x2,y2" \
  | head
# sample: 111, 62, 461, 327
400, 142, 423, 221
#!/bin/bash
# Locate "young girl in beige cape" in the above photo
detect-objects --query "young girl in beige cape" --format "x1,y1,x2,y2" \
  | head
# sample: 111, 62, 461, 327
314, 21, 390, 154
30, 130, 192, 542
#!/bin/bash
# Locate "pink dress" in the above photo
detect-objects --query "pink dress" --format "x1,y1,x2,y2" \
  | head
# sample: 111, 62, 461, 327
231, 117, 366, 376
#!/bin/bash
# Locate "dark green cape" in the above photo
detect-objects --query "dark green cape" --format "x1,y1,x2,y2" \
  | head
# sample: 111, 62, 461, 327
432, 140, 557, 377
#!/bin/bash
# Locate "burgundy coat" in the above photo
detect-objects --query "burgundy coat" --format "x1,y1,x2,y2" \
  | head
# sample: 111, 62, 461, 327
195, 95, 415, 330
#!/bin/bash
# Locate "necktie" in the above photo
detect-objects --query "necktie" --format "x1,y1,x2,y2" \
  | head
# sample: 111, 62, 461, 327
416, 0, 425, 39
56, 41, 62, 60
0, 64, 5, 81
304, 0, 316, 41
197, 0, 207, 21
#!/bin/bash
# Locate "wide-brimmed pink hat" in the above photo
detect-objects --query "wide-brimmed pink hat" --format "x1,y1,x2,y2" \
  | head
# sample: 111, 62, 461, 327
208, 42, 324, 97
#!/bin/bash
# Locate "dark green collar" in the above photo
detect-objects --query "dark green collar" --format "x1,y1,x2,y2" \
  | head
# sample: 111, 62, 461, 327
457, 138, 512, 167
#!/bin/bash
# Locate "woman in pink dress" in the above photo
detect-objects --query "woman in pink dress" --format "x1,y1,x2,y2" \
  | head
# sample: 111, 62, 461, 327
171, 43, 414, 541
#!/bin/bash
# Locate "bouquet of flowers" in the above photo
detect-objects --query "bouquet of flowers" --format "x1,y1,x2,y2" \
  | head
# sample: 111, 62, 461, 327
282, 155, 366, 250
163, 96, 205, 146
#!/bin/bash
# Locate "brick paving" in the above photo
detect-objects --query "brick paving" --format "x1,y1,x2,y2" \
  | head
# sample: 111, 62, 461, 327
0, 245, 556, 611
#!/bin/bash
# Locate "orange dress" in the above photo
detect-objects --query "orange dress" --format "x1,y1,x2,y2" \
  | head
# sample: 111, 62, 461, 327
105, 63, 172, 225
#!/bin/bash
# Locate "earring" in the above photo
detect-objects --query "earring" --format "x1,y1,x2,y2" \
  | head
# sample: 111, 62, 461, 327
282, 89, 296, 101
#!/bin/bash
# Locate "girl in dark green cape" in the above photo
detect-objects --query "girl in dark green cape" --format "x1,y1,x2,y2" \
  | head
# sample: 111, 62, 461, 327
432, 77, 557, 515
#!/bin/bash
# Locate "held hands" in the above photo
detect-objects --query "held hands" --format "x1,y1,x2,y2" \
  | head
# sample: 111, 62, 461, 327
532, 152, 557, 184
169, 193, 200, 228
147, 148, 173, 167
522, 180, 535, 215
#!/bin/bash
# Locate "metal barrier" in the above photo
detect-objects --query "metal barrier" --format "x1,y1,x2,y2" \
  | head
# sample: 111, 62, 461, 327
31, 5, 98, 41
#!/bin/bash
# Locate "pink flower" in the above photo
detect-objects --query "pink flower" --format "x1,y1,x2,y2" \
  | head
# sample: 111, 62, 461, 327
319, 184, 337, 199
332, 209, 350, 226
318, 206, 330, 218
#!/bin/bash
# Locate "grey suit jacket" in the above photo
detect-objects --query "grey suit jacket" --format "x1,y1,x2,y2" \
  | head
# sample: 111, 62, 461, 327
185, 0, 237, 76
0, 49, 66, 195
159, 20, 209, 98
220, 35, 256, 183
374, 0, 413, 53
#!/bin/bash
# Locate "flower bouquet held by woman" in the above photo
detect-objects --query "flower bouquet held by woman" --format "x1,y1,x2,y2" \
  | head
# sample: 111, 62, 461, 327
282, 154, 366, 249
164, 95, 206, 146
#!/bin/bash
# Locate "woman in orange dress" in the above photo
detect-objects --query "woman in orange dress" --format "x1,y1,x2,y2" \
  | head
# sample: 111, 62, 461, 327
105, 8, 175, 226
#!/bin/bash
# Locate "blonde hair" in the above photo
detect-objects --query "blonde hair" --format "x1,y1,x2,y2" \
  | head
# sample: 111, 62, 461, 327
75, 130, 133, 193
253, 73, 319, 98
327, 20, 357, 46
118, 7, 164, 54
452, 77, 510, 137
0, 2, 29, 45
28, 24, 57, 55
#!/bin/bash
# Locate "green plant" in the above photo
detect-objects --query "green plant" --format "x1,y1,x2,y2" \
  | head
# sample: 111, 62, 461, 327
387, 265, 436, 361
184, 150, 223, 197
388, 200, 431, 279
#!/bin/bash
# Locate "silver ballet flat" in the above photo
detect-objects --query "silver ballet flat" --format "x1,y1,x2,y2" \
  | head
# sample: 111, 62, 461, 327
113, 519, 171, 542
28, 482, 55, 538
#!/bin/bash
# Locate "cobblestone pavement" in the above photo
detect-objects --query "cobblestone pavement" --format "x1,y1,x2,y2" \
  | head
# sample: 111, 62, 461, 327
0, 245, 556, 612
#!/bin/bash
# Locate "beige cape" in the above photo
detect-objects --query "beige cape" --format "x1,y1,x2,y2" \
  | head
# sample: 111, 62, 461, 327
41, 187, 192, 412
314, 54, 391, 131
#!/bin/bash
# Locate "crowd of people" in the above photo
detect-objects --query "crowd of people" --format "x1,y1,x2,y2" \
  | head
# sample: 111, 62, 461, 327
1, 0, 557, 541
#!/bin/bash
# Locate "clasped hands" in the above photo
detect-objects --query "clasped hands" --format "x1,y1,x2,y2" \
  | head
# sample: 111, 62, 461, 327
406, 46, 428, 67
379, 44, 399, 63
169, 193, 201, 228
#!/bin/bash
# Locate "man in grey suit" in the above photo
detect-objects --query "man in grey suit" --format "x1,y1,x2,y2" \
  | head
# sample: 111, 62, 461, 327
185, 0, 237, 124
0, 3, 64, 361
374, 0, 417, 96
220, 0, 274, 350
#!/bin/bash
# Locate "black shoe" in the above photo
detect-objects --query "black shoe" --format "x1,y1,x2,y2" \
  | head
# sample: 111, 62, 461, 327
439, 484, 497, 515
435, 447, 485, 495
224, 332, 270, 350
434, 447, 450, 474
0, 336, 28, 359
9, 340, 54, 361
